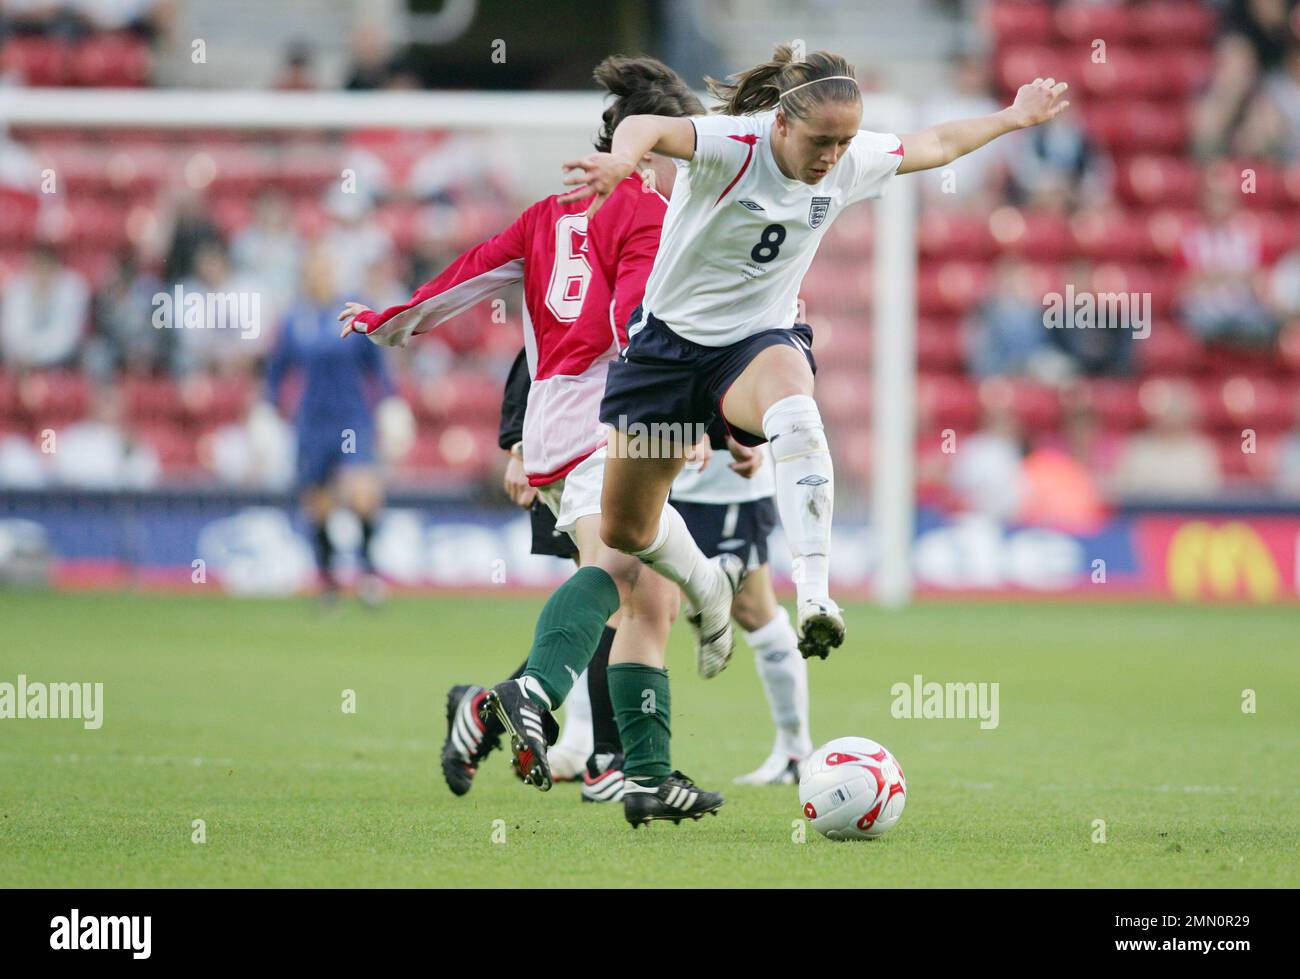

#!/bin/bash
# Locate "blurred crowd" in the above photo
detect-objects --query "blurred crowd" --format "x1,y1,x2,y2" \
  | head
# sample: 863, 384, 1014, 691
901, 0, 1300, 524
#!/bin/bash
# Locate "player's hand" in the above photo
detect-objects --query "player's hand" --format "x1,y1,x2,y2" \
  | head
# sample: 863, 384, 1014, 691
503, 453, 537, 508
338, 301, 372, 338
559, 152, 636, 215
1006, 77, 1069, 129
727, 435, 764, 479
685, 435, 713, 472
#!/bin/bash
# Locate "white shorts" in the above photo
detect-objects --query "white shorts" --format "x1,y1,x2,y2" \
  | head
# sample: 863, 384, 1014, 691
536, 445, 607, 537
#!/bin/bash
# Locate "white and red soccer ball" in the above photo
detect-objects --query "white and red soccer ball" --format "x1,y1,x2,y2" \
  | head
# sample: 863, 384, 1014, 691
799, 737, 907, 840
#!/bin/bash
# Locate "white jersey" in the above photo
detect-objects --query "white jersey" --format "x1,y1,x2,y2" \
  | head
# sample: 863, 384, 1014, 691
640, 110, 903, 347
671, 442, 775, 505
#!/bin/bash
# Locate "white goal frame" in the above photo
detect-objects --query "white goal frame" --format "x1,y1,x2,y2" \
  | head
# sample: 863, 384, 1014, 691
0, 87, 917, 606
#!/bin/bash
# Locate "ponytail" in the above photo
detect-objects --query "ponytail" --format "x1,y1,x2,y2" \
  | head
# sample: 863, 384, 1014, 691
705, 44, 860, 118
593, 55, 706, 153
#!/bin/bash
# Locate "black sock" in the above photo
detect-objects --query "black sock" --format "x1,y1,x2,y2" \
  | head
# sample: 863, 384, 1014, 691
312, 523, 335, 588
359, 517, 376, 573
588, 626, 622, 755
507, 659, 528, 681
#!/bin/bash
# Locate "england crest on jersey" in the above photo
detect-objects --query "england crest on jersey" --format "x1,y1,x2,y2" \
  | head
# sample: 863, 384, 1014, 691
808, 196, 831, 229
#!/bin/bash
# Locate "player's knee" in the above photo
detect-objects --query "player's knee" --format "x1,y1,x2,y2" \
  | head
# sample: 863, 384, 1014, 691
764, 394, 829, 462
600, 517, 654, 554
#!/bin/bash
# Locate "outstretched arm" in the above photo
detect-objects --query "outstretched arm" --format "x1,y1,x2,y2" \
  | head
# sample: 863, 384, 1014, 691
898, 77, 1069, 174
559, 114, 696, 211
338, 209, 529, 345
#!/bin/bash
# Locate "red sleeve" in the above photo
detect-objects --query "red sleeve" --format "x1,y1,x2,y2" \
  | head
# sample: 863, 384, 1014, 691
357, 205, 530, 347
609, 187, 665, 342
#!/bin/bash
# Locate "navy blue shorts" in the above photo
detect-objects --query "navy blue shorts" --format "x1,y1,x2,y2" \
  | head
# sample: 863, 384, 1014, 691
599, 311, 816, 448
673, 497, 777, 570
296, 432, 375, 490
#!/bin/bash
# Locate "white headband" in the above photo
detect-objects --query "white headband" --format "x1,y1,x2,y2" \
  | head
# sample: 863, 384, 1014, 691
779, 75, 857, 99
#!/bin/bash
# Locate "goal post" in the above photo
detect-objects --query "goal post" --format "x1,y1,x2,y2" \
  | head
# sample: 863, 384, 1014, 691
0, 87, 917, 605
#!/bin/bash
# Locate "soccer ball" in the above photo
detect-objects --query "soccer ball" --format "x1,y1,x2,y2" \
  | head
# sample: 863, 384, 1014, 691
799, 737, 907, 841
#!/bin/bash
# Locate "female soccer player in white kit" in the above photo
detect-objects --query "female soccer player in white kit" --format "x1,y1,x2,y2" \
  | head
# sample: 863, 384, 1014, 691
562, 45, 1069, 669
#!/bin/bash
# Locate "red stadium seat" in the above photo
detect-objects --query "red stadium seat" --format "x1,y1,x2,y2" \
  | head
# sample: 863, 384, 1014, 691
918, 261, 990, 315
1160, 48, 1215, 96
434, 424, 497, 477
64, 198, 129, 249
1070, 208, 1158, 261
70, 33, 153, 88
918, 374, 981, 432
995, 45, 1075, 97
809, 316, 870, 365
1083, 103, 1189, 153
817, 370, 870, 426
211, 195, 254, 237
1118, 155, 1200, 208
1078, 50, 1168, 101
1005, 380, 1063, 433
1136, 321, 1202, 375
1075, 378, 1144, 431
0, 192, 39, 246
917, 322, 965, 372
138, 423, 198, 471
836, 428, 874, 487
0, 38, 69, 86
988, 1, 1055, 44
376, 204, 418, 252
918, 211, 998, 260
17, 372, 89, 429
1054, 2, 1138, 43
1210, 376, 1292, 431
989, 206, 1073, 259
1224, 161, 1287, 209
276, 142, 341, 194
123, 377, 181, 424
1132, 1, 1218, 46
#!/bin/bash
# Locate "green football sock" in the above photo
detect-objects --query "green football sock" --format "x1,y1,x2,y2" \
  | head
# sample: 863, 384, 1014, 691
609, 663, 671, 785
521, 566, 620, 707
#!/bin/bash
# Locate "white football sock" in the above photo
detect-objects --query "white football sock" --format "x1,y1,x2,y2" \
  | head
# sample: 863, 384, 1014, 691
632, 503, 726, 614
744, 606, 811, 757
763, 394, 833, 607
551, 667, 593, 755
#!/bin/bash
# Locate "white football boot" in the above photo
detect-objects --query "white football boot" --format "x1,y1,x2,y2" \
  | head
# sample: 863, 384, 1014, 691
734, 751, 803, 786
687, 553, 747, 679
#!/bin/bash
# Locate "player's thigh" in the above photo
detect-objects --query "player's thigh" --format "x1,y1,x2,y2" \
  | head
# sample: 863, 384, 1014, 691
732, 563, 779, 632
599, 432, 684, 552
721, 343, 815, 438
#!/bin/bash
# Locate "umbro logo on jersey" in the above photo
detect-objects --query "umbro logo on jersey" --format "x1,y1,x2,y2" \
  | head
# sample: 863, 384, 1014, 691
809, 196, 832, 229
796, 475, 829, 486
737, 199, 764, 211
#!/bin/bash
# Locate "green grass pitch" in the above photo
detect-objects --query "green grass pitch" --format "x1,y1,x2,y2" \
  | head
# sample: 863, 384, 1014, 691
1, 591, 1296, 888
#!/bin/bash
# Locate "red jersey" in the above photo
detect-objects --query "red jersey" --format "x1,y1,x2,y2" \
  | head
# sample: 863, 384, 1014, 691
356, 176, 665, 483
